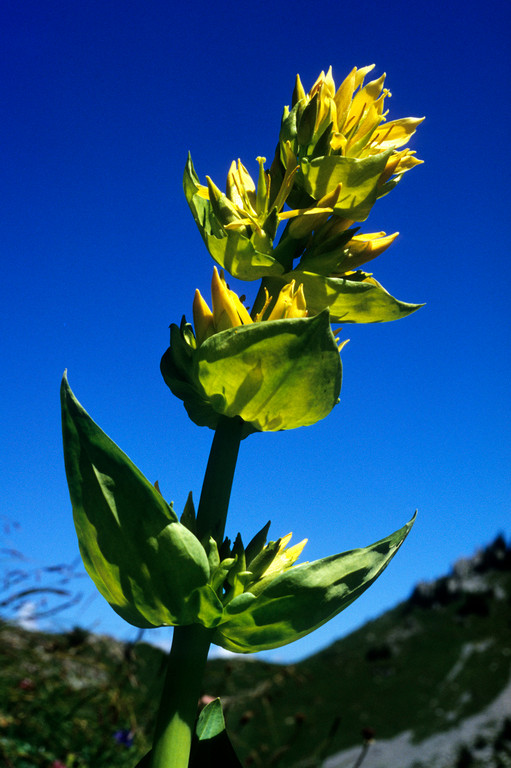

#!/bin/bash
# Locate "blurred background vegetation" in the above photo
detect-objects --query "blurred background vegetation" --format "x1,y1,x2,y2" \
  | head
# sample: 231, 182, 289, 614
2, 528, 511, 768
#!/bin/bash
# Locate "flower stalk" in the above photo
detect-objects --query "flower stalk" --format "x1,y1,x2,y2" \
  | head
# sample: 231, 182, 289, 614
196, 414, 244, 542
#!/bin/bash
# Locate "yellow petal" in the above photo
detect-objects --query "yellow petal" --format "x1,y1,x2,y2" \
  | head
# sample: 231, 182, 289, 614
309, 69, 327, 98
324, 66, 336, 98
264, 535, 308, 577
266, 281, 296, 320
330, 132, 347, 152
266, 281, 307, 321
353, 64, 376, 90
211, 268, 243, 331
195, 183, 210, 200
192, 289, 215, 346
393, 150, 424, 173
282, 538, 308, 566
362, 73, 386, 102
226, 159, 258, 216
334, 67, 357, 132
226, 160, 244, 209
345, 102, 384, 156
278, 533, 293, 551
237, 159, 257, 196
288, 283, 307, 318
372, 117, 425, 150
292, 73, 306, 105
316, 89, 336, 136
349, 231, 399, 258
229, 288, 253, 326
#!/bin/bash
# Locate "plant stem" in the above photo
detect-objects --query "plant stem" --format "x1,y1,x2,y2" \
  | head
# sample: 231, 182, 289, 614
196, 414, 244, 541
150, 624, 212, 768
149, 415, 243, 768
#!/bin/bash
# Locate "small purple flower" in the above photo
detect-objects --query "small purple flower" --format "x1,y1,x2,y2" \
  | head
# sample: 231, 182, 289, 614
113, 729, 134, 748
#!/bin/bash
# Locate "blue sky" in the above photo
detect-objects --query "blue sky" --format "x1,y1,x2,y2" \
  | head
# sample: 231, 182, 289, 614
1, 0, 509, 662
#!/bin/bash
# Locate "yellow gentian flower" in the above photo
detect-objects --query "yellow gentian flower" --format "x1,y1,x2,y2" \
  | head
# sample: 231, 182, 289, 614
192, 267, 308, 346
295, 65, 424, 177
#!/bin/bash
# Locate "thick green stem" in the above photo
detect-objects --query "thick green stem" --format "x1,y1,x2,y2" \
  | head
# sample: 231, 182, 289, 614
196, 414, 244, 542
150, 624, 212, 768
149, 415, 243, 768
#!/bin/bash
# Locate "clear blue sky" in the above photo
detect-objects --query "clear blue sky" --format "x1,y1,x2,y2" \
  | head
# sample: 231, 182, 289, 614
1, 0, 509, 662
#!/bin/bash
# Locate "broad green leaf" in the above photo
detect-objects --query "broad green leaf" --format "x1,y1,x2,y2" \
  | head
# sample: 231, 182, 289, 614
61, 374, 211, 628
195, 311, 342, 431
213, 514, 416, 652
289, 270, 423, 323
183, 155, 284, 281
189, 698, 243, 768
299, 151, 392, 222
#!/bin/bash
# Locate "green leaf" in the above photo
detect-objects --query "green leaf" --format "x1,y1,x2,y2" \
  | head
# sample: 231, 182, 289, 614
61, 374, 211, 628
195, 311, 342, 431
180, 491, 196, 533
296, 227, 359, 276
187, 584, 225, 628
160, 328, 230, 434
299, 151, 392, 222
289, 270, 424, 323
183, 155, 284, 281
189, 698, 243, 768
213, 514, 416, 652
244, 520, 271, 566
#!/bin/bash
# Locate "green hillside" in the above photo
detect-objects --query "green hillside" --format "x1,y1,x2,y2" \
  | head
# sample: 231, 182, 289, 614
1, 535, 510, 768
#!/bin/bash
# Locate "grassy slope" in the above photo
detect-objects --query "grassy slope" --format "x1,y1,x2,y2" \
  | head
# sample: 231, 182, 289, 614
211, 570, 511, 766
1, 539, 510, 768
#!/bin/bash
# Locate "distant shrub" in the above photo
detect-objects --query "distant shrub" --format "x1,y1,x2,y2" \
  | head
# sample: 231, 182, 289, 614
365, 643, 392, 662
457, 592, 492, 617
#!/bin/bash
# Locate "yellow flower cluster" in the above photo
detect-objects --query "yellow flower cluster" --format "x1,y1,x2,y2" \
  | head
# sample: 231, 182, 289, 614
192, 267, 308, 346
295, 64, 424, 174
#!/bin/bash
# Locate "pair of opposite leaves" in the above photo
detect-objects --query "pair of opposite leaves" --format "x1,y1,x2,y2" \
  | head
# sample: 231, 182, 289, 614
61, 373, 414, 654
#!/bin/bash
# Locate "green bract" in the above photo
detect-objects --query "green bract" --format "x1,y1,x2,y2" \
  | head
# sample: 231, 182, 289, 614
212, 515, 416, 653
184, 155, 285, 281
275, 272, 422, 323
60, 374, 213, 628
161, 311, 342, 433
298, 152, 392, 222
